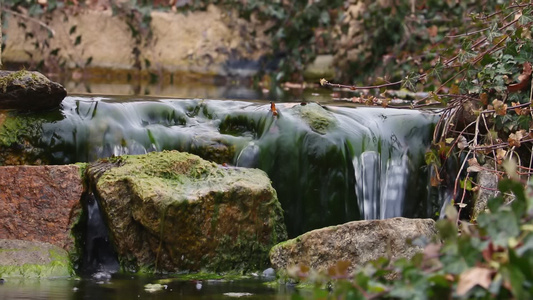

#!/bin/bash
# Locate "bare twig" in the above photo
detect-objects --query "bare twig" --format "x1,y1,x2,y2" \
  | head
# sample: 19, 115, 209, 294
320, 79, 402, 91
4, 8, 56, 37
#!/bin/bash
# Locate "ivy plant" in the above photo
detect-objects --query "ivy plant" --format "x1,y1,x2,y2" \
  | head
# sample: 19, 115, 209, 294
289, 177, 533, 299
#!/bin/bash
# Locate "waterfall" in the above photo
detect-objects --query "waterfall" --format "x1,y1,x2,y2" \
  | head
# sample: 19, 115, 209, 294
81, 192, 120, 275
4, 96, 441, 237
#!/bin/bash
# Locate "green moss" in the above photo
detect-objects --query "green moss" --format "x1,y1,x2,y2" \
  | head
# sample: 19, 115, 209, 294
74, 162, 88, 180
0, 70, 29, 93
290, 103, 337, 134
0, 112, 41, 146
0, 252, 72, 279
92, 150, 287, 274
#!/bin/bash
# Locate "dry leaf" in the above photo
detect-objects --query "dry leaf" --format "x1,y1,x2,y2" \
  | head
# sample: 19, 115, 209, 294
430, 175, 441, 187
508, 130, 525, 147
467, 157, 482, 172
423, 243, 441, 260
456, 267, 493, 296
508, 62, 532, 92
457, 135, 468, 150
287, 264, 310, 279
511, 102, 523, 115
492, 99, 507, 116
450, 84, 460, 95
328, 260, 351, 278
480, 92, 489, 105
508, 137, 520, 147
428, 25, 438, 37
270, 102, 278, 117
496, 148, 507, 164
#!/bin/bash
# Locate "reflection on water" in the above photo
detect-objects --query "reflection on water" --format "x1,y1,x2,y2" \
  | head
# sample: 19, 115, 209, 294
62, 79, 334, 103
0, 275, 297, 300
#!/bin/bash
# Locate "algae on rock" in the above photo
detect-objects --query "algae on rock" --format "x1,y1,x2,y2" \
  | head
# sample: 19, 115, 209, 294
0, 70, 67, 111
88, 150, 287, 273
0, 239, 73, 279
289, 103, 337, 135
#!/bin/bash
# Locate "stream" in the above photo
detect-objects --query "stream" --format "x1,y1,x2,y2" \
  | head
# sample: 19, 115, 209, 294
1, 81, 443, 299
0, 275, 298, 299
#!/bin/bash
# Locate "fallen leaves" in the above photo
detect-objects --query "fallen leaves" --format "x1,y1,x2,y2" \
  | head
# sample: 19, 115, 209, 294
327, 260, 351, 279
508, 130, 526, 148
467, 157, 482, 173
492, 99, 507, 116
456, 267, 493, 296
270, 102, 278, 117
507, 62, 532, 93
457, 135, 468, 150
496, 148, 507, 165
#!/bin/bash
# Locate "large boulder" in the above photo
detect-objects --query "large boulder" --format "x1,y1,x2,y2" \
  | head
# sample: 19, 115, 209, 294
88, 150, 287, 273
0, 70, 67, 111
270, 217, 436, 274
0, 239, 73, 278
0, 165, 83, 252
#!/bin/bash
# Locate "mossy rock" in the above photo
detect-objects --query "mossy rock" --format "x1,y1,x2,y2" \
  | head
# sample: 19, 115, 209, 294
0, 70, 66, 111
0, 111, 49, 165
0, 239, 73, 279
88, 150, 287, 273
289, 103, 337, 135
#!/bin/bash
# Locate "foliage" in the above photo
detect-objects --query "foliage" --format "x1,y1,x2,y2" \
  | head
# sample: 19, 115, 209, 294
337, 0, 502, 84
324, 1, 533, 220
315, 1, 533, 296
290, 177, 533, 299
173, 0, 345, 82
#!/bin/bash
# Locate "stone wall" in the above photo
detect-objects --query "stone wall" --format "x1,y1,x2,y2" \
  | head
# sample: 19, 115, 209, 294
2, 5, 270, 75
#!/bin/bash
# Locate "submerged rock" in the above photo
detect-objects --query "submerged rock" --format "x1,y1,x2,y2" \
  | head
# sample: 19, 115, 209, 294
0, 70, 67, 111
0, 239, 73, 278
0, 165, 83, 252
88, 150, 287, 273
270, 217, 436, 274
289, 103, 337, 135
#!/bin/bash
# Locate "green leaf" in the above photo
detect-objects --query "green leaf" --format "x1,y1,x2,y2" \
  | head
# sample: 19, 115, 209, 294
501, 264, 526, 299
319, 11, 330, 25
74, 35, 82, 46
487, 196, 504, 212
69, 25, 77, 35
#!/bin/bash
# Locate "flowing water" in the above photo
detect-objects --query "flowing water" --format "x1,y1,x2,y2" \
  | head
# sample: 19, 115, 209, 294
9, 95, 440, 237
1, 93, 442, 299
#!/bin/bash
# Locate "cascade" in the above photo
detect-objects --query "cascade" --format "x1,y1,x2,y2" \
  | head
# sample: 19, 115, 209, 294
1, 96, 441, 237
80, 192, 120, 275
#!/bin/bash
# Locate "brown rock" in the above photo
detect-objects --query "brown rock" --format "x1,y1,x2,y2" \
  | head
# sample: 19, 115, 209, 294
88, 150, 287, 273
270, 217, 436, 273
0, 70, 67, 111
0, 165, 83, 251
